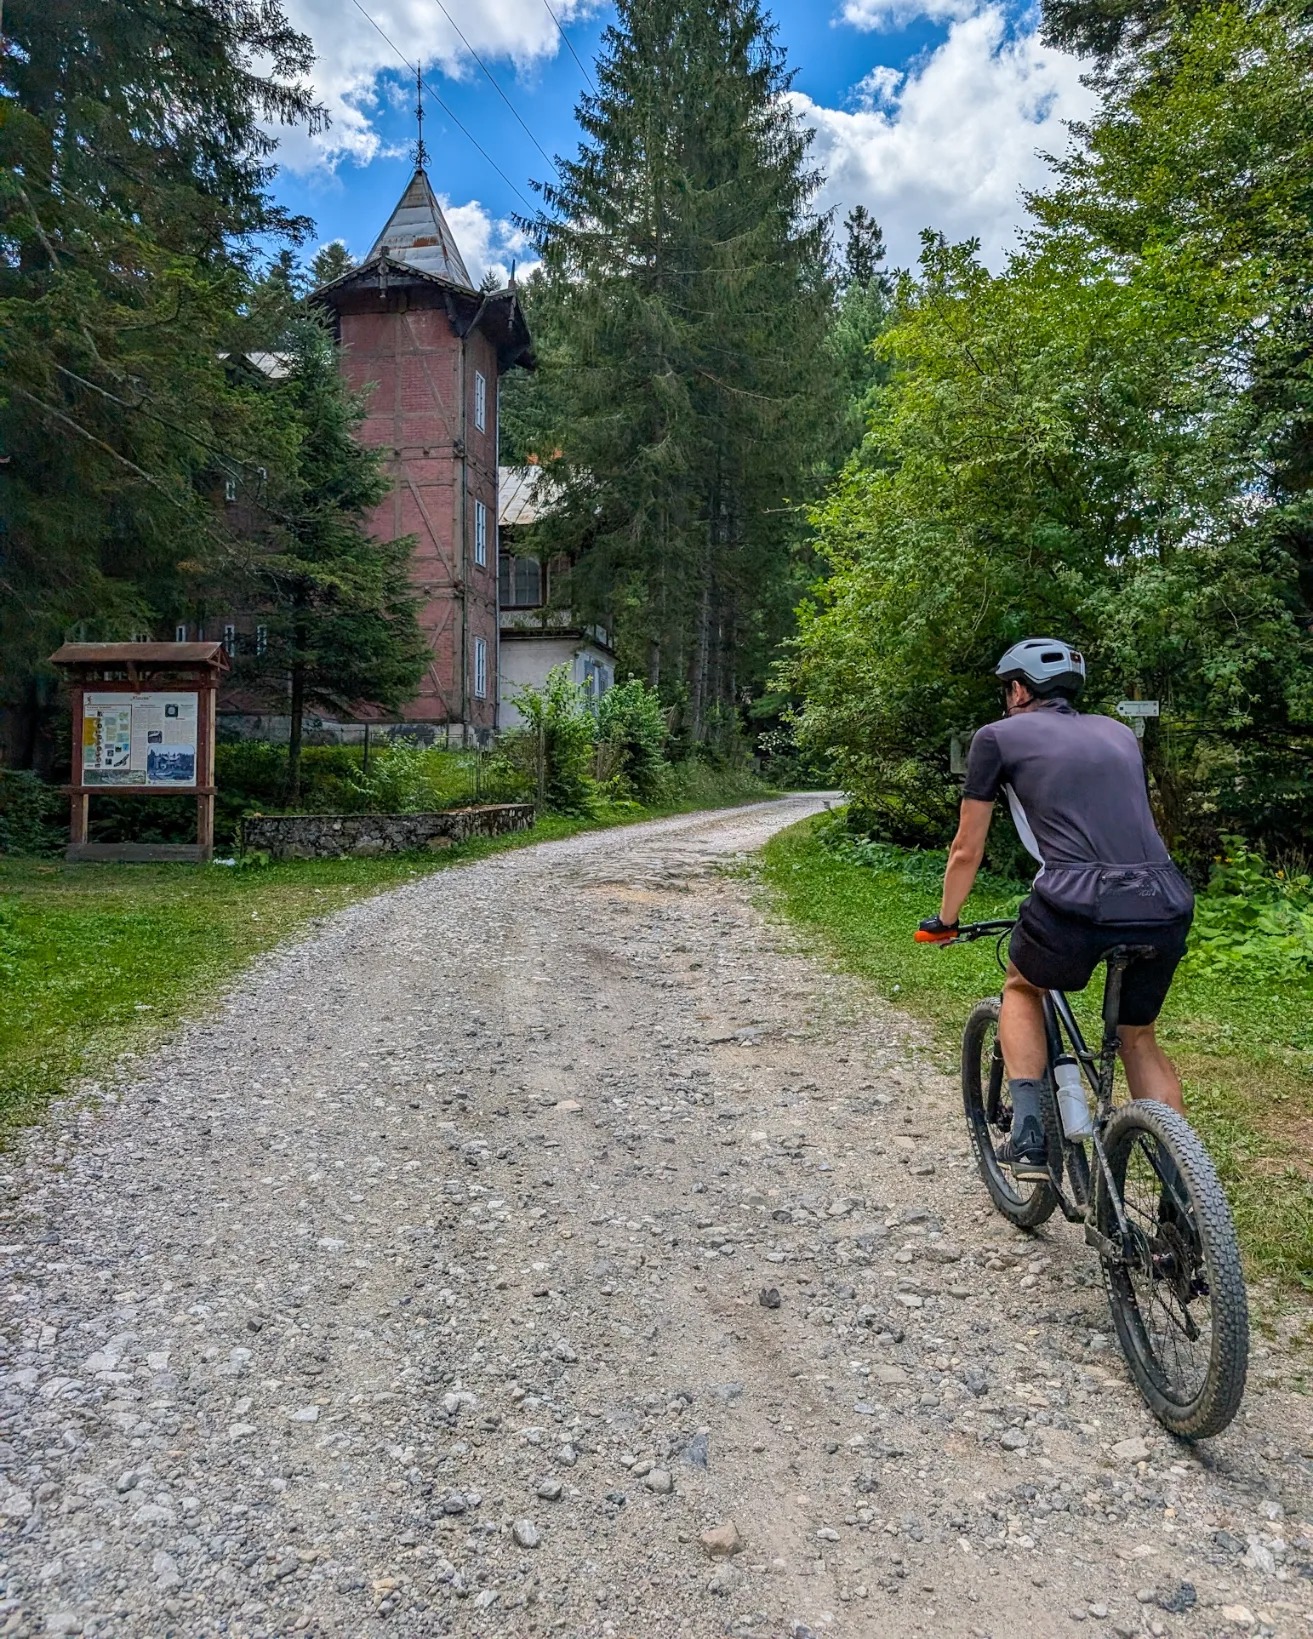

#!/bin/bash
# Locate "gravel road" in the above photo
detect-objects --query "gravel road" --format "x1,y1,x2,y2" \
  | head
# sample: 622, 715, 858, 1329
1, 795, 1310, 1639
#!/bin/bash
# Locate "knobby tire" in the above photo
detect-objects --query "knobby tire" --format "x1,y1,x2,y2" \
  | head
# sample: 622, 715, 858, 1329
961, 998, 1057, 1230
1098, 1100, 1248, 1439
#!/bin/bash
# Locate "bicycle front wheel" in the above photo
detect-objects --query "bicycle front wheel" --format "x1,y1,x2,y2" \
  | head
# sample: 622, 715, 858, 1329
1097, 1100, 1248, 1439
961, 998, 1057, 1230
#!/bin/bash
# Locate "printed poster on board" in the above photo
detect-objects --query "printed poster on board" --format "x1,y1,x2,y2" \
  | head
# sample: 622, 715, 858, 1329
82, 692, 199, 787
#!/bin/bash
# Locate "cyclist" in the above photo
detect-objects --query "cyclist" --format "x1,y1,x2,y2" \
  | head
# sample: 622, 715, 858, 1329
917, 639, 1195, 1179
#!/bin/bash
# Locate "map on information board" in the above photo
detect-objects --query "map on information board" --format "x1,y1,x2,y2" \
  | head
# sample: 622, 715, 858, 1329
82, 692, 199, 787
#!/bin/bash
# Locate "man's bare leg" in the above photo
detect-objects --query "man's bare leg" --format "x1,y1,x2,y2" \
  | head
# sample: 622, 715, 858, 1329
998, 964, 1047, 1079
995, 965, 1051, 1170
1118, 1023, 1184, 1113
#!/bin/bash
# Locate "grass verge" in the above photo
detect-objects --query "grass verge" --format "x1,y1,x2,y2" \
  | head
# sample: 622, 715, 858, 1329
0, 784, 775, 1140
761, 816, 1313, 1295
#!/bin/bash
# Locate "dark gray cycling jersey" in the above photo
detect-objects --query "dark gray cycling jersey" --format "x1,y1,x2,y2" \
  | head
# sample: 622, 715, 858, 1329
963, 701, 1193, 924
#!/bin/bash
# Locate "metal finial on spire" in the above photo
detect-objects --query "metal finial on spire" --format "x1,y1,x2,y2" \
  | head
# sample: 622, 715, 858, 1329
413, 64, 428, 171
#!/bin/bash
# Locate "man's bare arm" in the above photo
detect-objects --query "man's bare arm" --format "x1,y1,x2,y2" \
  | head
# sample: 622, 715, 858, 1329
939, 798, 994, 924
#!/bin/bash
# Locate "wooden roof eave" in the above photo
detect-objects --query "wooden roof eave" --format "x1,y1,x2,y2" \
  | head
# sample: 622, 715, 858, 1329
310, 257, 534, 370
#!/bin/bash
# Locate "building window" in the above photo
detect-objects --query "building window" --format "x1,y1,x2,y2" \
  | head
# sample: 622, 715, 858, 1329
223, 476, 238, 503
474, 499, 488, 567
473, 370, 487, 432
498, 552, 543, 608
175, 622, 188, 642
223, 623, 236, 655
473, 637, 488, 700
582, 655, 612, 705
255, 624, 268, 656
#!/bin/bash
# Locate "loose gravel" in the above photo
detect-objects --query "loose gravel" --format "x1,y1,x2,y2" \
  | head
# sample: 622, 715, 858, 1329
0, 796, 1310, 1639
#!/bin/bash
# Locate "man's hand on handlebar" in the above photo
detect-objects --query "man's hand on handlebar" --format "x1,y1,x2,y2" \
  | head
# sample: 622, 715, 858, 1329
915, 914, 959, 944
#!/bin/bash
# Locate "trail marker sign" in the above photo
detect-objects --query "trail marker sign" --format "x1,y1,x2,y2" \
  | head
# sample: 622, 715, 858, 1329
1116, 699, 1160, 740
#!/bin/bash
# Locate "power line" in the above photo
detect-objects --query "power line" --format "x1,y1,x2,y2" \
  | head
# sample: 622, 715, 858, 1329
541, 0, 597, 95
346, 0, 535, 212
424, 0, 561, 178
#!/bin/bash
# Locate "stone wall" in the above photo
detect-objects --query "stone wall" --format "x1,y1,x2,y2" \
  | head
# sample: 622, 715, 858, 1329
241, 804, 535, 861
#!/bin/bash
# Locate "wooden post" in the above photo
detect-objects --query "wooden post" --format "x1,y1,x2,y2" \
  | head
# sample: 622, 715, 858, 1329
196, 682, 216, 860
68, 684, 87, 849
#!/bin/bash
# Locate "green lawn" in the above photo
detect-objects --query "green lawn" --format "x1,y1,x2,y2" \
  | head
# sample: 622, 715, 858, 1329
0, 786, 772, 1140
761, 816, 1313, 1295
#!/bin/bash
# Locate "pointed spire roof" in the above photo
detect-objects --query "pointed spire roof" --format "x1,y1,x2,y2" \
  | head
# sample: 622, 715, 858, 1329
367, 168, 473, 289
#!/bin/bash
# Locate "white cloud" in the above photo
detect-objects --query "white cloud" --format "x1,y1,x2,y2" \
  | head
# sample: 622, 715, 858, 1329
441, 198, 539, 287
842, 0, 979, 28
800, 5, 1097, 270
852, 65, 904, 110
275, 0, 594, 173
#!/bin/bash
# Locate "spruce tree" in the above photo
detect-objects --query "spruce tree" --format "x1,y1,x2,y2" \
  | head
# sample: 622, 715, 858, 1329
0, 0, 321, 766
526, 0, 837, 742
209, 323, 427, 803
310, 242, 357, 287
841, 206, 889, 293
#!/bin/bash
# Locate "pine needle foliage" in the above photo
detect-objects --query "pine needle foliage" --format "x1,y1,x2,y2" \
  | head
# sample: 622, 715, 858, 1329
523, 0, 838, 742
0, 0, 322, 765
201, 323, 427, 804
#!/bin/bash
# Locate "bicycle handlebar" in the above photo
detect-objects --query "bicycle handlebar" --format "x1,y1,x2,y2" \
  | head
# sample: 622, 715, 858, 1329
915, 917, 1017, 946
953, 919, 1017, 942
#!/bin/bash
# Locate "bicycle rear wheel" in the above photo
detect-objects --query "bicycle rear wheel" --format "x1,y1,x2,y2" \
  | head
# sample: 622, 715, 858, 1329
1097, 1101, 1248, 1438
961, 998, 1057, 1229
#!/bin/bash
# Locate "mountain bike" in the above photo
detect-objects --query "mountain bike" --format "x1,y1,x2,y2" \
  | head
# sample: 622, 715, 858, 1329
939, 919, 1248, 1439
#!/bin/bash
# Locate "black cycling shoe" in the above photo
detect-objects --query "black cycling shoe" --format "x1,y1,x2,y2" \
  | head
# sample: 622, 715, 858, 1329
997, 1133, 1049, 1181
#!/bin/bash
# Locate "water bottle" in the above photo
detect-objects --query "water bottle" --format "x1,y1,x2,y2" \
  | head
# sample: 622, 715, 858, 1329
1054, 1055, 1093, 1139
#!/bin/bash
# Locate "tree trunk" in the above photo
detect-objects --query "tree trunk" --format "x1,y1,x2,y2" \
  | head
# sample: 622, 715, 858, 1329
690, 568, 712, 743
1144, 722, 1185, 850
287, 657, 305, 807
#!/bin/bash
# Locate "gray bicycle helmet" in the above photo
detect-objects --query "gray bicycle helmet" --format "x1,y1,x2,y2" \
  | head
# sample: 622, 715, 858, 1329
994, 637, 1086, 698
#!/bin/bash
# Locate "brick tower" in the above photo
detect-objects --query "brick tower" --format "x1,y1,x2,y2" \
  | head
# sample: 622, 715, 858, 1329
314, 168, 533, 741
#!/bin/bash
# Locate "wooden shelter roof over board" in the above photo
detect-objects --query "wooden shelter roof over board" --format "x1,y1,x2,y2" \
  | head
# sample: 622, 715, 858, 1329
50, 642, 228, 668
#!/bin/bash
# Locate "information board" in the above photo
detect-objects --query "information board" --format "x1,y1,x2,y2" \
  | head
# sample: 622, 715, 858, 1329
82, 692, 199, 788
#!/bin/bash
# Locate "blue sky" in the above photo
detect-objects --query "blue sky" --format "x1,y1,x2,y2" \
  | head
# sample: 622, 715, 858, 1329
271, 0, 1094, 285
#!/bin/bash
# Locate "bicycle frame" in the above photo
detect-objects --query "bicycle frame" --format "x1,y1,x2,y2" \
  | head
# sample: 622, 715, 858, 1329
951, 920, 1158, 1252
1043, 952, 1147, 1248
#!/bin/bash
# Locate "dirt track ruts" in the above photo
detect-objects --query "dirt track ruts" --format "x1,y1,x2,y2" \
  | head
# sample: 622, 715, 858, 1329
0, 795, 1309, 1639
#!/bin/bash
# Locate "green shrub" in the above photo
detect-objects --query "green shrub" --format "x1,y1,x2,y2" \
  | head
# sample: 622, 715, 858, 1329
349, 740, 438, 813
1188, 838, 1313, 977
346, 742, 528, 813
597, 679, 669, 802
817, 809, 1028, 903
510, 668, 599, 816
214, 743, 367, 848
0, 770, 65, 856
661, 759, 773, 807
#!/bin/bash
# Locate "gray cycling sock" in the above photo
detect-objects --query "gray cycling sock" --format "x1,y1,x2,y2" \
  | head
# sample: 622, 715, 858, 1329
1009, 1077, 1048, 1154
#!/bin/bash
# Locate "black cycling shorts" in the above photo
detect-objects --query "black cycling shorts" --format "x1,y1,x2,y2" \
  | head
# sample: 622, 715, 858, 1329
1009, 894, 1192, 1026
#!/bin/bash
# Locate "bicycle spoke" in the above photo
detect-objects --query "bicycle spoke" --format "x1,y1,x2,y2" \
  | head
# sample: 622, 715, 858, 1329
1118, 1132, 1212, 1404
